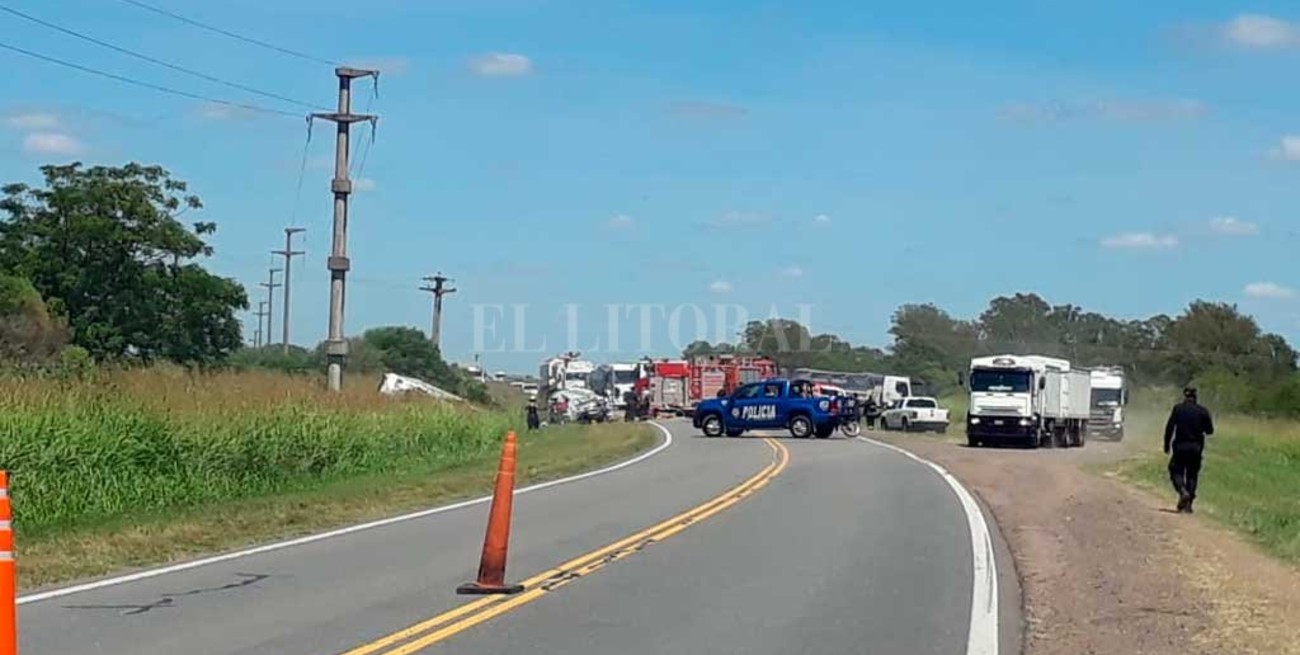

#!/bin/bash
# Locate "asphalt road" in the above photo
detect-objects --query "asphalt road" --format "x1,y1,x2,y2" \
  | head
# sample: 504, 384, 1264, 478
18, 420, 1018, 655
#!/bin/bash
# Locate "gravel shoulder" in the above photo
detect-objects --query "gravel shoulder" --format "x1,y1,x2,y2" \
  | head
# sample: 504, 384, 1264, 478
877, 431, 1300, 655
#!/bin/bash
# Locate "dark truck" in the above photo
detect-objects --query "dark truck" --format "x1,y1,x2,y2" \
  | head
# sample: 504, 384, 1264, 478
692, 378, 847, 439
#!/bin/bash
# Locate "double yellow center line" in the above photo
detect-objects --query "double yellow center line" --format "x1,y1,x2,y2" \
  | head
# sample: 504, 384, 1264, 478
339, 438, 790, 655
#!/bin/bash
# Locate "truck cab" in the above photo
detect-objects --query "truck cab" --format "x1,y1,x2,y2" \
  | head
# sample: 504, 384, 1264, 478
1086, 367, 1127, 440
591, 363, 639, 408
692, 378, 843, 439
966, 355, 1090, 448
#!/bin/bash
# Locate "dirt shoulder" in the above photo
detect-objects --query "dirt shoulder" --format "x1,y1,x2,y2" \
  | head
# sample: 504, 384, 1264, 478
877, 434, 1300, 655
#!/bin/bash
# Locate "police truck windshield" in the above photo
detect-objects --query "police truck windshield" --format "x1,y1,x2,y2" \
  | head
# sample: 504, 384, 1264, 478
969, 369, 1032, 393
614, 370, 637, 384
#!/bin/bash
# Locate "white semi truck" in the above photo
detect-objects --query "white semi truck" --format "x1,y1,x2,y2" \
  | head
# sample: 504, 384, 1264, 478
590, 362, 640, 408
539, 353, 596, 396
1086, 366, 1127, 440
965, 354, 1091, 449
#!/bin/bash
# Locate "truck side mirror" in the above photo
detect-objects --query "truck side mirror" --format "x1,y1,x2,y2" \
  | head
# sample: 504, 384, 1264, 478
956, 372, 965, 388
1038, 377, 1047, 390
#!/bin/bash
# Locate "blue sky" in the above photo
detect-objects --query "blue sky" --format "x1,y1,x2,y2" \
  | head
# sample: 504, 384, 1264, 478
3, 0, 1300, 372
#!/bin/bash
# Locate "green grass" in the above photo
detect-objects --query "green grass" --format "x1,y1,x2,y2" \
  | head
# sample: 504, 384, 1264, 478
0, 393, 514, 539
1119, 414, 1300, 564
0, 369, 660, 588
16, 421, 656, 590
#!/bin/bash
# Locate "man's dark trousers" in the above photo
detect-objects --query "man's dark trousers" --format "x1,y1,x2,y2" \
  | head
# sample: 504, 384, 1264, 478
1168, 444, 1203, 506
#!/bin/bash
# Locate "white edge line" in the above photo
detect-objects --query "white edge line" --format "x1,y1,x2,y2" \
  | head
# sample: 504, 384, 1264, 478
858, 436, 999, 655
18, 422, 675, 605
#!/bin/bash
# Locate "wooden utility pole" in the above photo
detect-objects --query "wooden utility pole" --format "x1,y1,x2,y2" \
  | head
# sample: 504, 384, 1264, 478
260, 268, 282, 347
314, 67, 379, 392
420, 273, 456, 353
273, 227, 306, 353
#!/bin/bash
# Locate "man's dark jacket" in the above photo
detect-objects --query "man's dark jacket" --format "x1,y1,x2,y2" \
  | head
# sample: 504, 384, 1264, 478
1163, 400, 1214, 453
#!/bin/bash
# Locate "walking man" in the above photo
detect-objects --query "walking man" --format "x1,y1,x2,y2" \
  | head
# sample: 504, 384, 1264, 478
1164, 387, 1214, 513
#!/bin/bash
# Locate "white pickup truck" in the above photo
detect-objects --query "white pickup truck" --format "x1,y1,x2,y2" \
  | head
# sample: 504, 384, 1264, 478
879, 396, 950, 434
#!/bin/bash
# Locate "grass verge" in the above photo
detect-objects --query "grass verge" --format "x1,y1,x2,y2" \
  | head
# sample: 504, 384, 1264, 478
1116, 414, 1300, 564
16, 421, 658, 590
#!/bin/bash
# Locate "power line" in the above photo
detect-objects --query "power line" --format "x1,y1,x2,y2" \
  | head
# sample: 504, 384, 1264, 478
0, 39, 301, 118
115, 0, 342, 67
0, 4, 325, 111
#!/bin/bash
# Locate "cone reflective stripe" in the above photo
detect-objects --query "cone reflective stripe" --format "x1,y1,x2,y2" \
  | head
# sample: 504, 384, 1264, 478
457, 432, 524, 595
0, 470, 14, 655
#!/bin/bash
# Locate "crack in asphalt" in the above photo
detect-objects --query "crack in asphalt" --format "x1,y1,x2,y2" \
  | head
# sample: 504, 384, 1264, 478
63, 572, 271, 616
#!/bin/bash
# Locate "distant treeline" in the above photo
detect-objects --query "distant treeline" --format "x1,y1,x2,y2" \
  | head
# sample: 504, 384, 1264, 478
684, 293, 1299, 417
0, 162, 489, 402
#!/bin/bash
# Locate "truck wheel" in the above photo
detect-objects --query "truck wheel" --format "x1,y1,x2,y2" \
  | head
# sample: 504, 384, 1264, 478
789, 415, 813, 439
967, 435, 981, 447
814, 424, 834, 439
701, 414, 724, 438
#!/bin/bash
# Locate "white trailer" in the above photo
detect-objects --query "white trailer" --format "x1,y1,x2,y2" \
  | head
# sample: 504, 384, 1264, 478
966, 354, 1091, 448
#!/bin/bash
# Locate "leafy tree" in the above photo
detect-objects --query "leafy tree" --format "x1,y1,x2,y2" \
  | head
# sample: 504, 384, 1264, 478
0, 163, 247, 365
1162, 301, 1296, 383
888, 303, 979, 375
0, 274, 69, 365
977, 293, 1057, 354
228, 344, 318, 374
357, 326, 491, 403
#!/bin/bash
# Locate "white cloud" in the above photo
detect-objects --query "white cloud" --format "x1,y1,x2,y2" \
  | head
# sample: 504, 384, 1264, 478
1244, 282, 1296, 299
606, 214, 634, 229
353, 178, 377, 192
778, 266, 804, 278
813, 214, 832, 225
5, 112, 59, 130
1209, 216, 1258, 235
668, 101, 748, 122
469, 53, 533, 77
709, 211, 768, 227
1270, 135, 1300, 161
1224, 14, 1300, 49
999, 99, 1206, 125
708, 280, 733, 294
1100, 233, 1179, 250
197, 103, 258, 121
22, 132, 84, 156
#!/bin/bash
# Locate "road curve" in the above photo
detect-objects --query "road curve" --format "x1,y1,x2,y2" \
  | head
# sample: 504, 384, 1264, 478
18, 420, 1017, 655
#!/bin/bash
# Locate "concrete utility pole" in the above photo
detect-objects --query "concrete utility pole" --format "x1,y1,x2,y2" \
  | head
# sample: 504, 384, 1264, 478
420, 273, 456, 353
260, 268, 282, 348
254, 301, 269, 348
273, 227, 306, 353
314, 67, 379, 392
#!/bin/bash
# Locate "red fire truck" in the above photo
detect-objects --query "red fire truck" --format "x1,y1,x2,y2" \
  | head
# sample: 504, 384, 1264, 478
689, 355, 778, 403
636, 358, 691, 417
636, 355, 779, 417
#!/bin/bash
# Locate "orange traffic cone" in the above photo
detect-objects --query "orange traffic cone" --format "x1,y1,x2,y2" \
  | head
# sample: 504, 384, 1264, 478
1, 471, 15, 655
457, 432, 525, 595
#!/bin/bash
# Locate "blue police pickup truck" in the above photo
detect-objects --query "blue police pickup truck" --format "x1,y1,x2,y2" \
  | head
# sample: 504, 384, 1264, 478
692, 378, 849, 439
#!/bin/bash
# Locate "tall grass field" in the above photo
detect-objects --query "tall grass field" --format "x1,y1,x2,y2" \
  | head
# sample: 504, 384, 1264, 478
0, 369, 518, 539
1122, 413, 1300, 564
